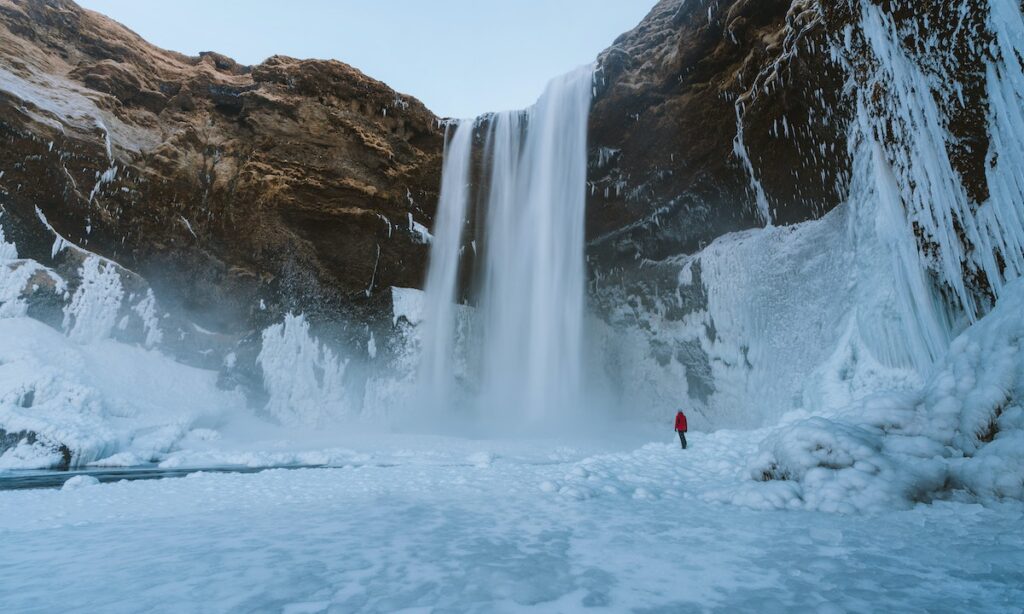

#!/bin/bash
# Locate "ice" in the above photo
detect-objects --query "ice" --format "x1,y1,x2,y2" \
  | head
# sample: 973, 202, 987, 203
733, 100, 773, 225
0, 317, 247, 468
390, 286, 424, 327
407, 212, 432, 244
0, 222, 65, 319
2, 1, 1024, 608
258, 314, 352, 426
848, 0, 1024, 320
88, 451, 147, 467
726, 278, 1024, 512
601, 0, 1024, 432
980, 0, 1024, 295
62, 255, 124, 344
130, 289, 163, 348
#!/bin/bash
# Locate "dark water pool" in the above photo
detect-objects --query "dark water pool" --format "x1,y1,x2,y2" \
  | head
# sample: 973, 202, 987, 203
0, 464, 328, 491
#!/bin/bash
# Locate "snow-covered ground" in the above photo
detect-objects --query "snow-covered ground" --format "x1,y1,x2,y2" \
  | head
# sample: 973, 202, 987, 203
1, 431, 1022, 612
5, 275, 1022, 610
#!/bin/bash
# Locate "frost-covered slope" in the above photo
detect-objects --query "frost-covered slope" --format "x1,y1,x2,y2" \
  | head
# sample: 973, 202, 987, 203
0, 318, 246, 469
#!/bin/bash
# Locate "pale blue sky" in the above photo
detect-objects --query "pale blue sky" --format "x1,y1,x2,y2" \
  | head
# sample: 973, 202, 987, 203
77, 0, 655, 118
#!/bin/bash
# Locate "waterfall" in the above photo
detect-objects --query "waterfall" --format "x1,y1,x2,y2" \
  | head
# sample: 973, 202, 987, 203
418, 65, 594, 425
418, 122, 474, 412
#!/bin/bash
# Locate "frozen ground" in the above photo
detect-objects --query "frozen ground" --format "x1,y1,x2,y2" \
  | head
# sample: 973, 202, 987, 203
1, 431, 1022, 613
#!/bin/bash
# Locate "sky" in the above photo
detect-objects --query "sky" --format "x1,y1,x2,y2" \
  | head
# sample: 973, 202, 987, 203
76, 0, 656, 118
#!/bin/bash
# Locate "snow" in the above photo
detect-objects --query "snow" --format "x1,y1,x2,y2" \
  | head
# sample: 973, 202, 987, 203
59, 474, 98, 490
131, 289, 163, 348
0, 63, 156, 154
1, 1, 1023, 608
710, 277, 1024, 513
407, 212, 432, 244
390, 286, 424, 326
0, 317, 247, 468
0, 431, 1020, 611
0, 237, 64, 319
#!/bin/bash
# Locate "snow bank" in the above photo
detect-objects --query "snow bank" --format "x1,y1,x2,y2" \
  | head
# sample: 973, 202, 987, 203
60, 475, 99, 490
0, 318, 247, 469
720, 280, 1024, 512
1, 210, 251, 469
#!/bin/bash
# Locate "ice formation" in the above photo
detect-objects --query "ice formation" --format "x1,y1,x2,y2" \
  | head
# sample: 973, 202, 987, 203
0, 317, 246, 469
62, 255, 124, 344
0, 0, 1022, 523
258, 313, 352, 426
725, 277, 1024, 512
605, 0, 1024, 441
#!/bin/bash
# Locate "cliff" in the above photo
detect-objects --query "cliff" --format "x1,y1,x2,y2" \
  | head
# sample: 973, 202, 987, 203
586, 0, 999, 310
0, 0, 443, 345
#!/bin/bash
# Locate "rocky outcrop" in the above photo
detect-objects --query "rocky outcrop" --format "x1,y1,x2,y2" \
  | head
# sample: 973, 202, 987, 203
0, 0, 443, 348
587, 0, 849, 273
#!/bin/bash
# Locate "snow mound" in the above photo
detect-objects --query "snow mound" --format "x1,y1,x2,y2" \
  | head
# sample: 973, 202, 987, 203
61, 475, 100, 490
722, 279, 1024, 512
0, 317, 246, 469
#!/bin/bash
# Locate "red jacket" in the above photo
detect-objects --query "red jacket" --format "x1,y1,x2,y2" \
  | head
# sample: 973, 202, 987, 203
674, 412, 688, 432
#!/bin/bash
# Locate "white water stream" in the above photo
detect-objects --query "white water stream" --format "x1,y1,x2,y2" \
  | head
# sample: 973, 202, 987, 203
419, 66, 593, 425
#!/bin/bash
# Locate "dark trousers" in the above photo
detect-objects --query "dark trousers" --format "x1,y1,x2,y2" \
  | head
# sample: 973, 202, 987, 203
677, 431, 687, 449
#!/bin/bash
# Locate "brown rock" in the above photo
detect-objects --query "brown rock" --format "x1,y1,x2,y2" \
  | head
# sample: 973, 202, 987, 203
0, 0, 443, 340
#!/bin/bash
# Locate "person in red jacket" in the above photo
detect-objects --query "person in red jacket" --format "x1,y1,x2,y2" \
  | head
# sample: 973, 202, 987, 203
674, 410, 688, 449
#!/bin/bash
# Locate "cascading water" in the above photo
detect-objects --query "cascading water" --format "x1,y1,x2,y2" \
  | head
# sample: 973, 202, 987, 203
418, 66, 594, 426
418, 122, 473, 412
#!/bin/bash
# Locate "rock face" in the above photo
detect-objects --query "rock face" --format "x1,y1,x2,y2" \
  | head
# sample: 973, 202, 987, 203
0, 0, 443, 345
587, 0, 848, 270
586, 0, 1007, 309
584, 0, 1024, 426
1, 0, 1021, 434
